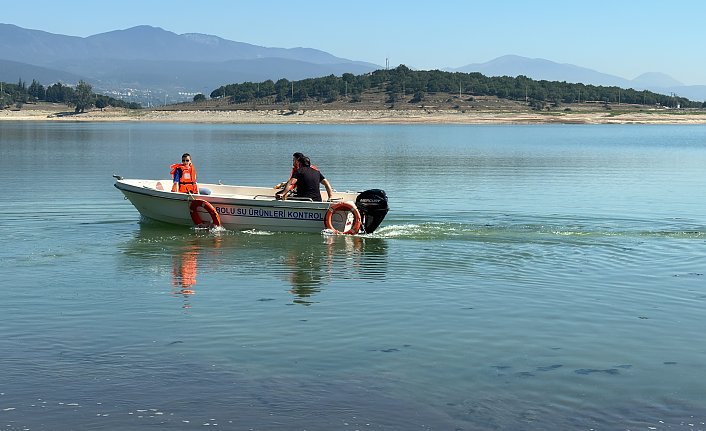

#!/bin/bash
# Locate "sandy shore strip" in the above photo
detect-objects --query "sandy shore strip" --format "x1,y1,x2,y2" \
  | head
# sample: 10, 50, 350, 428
3, 107, 706, 124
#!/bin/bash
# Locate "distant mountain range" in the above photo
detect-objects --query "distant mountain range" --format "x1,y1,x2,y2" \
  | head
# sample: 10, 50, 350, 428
1, 24, 704, 103
451, 55, 706, 102
0, 24, 380, 104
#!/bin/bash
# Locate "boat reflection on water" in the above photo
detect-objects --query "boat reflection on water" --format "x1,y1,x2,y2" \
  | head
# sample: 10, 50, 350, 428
121, 224, 388, 308
284, 234, 388, 305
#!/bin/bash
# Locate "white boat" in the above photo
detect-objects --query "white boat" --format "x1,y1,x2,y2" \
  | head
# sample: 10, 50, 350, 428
114, 177, 389, 234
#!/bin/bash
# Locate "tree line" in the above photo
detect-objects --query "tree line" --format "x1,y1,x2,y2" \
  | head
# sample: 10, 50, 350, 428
210, 65, 703, 109
0, 79, 142, 112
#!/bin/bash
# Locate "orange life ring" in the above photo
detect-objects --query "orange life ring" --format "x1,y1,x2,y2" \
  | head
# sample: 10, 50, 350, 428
325, 202, 362, 235
189, 199, 221, 228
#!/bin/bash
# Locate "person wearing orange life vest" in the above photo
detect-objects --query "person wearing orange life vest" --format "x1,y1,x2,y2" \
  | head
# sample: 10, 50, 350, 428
170, 153, 198, 194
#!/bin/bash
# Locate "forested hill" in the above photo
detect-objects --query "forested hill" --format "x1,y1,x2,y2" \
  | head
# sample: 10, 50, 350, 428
3, 65, 702, 112
211, 65, 703, 109
0, 79, 141, 111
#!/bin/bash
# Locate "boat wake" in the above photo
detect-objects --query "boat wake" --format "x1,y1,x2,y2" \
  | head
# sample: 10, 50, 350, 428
369, 221, 706, 242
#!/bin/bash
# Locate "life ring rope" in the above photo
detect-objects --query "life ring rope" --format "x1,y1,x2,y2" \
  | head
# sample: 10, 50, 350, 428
324, 201, 362, 235
189, 199, 221, 228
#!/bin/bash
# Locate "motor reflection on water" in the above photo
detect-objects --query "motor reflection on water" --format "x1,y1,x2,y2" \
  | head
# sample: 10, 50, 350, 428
285, 234, 388, 305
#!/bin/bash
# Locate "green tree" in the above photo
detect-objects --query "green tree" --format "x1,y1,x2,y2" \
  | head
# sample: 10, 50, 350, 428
193, 93, 206, 102
28, 79, 44, 101
95, 97, 108, 111
70, 80, 94, 113
46, 82, 71, 103
257, 80, 275, 99
410, 90, 425, 104
274, 79, 291, 102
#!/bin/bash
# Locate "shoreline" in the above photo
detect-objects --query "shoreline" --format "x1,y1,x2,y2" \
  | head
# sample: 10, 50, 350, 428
3, 106, 706, 124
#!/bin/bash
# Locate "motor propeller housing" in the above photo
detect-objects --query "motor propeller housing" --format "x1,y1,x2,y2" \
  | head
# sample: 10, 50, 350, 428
355, 189, 389, 233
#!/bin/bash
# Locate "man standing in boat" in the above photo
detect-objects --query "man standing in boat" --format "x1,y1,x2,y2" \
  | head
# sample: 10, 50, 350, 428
276, 155, 333, 202
170, 153, 198, 194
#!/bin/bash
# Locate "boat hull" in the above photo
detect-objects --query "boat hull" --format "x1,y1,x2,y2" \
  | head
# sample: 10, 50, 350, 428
114, 178, 362, 233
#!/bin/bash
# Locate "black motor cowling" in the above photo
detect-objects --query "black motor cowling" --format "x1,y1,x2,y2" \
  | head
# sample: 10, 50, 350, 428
356, 189, 389, 234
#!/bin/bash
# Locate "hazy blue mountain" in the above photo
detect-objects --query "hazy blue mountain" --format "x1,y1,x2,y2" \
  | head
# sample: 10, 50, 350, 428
451, 55, 705, 101
0, 23, 380, 102
0, 59, 87, 85
452, 55, 632, 87
631, 72, 684, 88
0, 24, 376, 66
53, 57, 379, 93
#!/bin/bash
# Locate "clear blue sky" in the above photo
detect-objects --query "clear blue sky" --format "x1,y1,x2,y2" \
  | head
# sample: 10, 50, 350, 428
3, 0, 704, 85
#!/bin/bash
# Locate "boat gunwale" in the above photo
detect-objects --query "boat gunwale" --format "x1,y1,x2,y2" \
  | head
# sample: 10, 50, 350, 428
114, 179, 353, 210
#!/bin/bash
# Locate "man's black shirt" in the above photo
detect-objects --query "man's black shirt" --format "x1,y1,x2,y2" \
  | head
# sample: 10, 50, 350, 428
292, 166, 325, 201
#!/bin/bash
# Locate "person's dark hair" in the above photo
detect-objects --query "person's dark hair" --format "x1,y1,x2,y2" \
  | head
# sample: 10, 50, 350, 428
292, 152, 304, 159
299, 156, 311, 167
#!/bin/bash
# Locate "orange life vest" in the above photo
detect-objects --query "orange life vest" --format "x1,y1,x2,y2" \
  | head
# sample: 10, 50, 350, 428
170, 163, 198, 194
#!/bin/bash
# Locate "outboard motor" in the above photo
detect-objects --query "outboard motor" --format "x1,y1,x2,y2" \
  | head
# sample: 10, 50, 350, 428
356, 189, 389, 233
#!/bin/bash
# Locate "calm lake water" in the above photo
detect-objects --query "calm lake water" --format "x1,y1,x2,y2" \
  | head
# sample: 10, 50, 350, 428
1, 121, 705, 430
